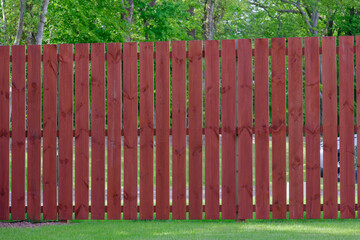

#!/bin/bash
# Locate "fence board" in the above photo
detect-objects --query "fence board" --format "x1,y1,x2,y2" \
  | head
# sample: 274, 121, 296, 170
172, 41, 187, 219
75, 43, 90, 220
237, 39, 253, 220
305, 37, 321, 219
58, 44, 74, 220
156, 41, 170, 220
139, 42, 154, 220
27, 45, 42, 221
205, 40, 220, 220
339, 36, 355, 219
357, 36, 360, 219
322, 37, 338, 219
188, 40, 203, 220
254, 38, 270, 219
0, 46, 9, 220
288, 37, 304, 219
43, 44, 58, 220
271, 38, 286, 219
91, 43, 105, 220
221, 39, 236, 219
123, 42, 138, 220
107, 43, 122, 220
11, 45, 26, 220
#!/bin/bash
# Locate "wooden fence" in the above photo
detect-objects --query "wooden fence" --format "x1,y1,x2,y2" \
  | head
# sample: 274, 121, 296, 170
0, 36, 359, 221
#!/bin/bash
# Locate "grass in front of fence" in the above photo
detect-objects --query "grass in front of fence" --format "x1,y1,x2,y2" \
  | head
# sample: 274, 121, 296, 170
1, 217, 360, 240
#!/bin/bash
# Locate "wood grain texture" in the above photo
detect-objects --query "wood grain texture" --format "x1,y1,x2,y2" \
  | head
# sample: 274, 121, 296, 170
75, 43, 89, 220
305, 37, 321, 219
156, 41, 170, 220
139, 42, 154, 220
27, 45, 42, 221
91, 43, 105, 220
188, 40, 203, 220
322, 37, 338, 219
11, 45, 26, 220
172, 41, 187, 219
339, 36, 355, 219
288, 38, 304, 219
0, 46, 9, 220
58, 44, 74, 220
221, 39, 236, 219
254, 38, 270, 219
237, 39, 253, 220
271, 38, 286, 219
204, 40, 220, 220
42, 44, 58, 220
107, 43, 122, 220
123, 42, 138, 220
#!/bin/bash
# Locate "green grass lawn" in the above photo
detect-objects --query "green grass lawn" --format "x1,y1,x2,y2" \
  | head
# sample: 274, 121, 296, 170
1, 218, 360, 240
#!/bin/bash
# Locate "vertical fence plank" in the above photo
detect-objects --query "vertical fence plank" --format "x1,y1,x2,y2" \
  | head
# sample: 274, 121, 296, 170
254, 38, 270, 219
221, 39, 236, 219
156, 41, 170, 220
27, 45, 42, 221
172, 41, 187, 219
139, 42, 154, 220
107, 43, 122, 220
123, 42, 138, 220
357, 36, 360, 219
271, 38, 286, 219
43, 44, 58, 220
91, 43, 105, 220
188, 40, 203, 220
58, 44, 74, 220
205, 40, 220, 220
11, 45, 26, 220
75, 43, 89, 220
339, 36, 355, 219
288, 37, 304, 219
0, 46, 9, 220
322, 37, 338, 219
305, 37, 321, 219
237, 39, 253, 220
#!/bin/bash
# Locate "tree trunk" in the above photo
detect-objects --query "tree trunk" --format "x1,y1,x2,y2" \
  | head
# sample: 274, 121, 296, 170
1, 0, 6, 44
122, 0, 134, 42
14, 0, 26, 45
28, 0, 50, 45
203, 0, 217, 40
144, 0, 156, 40
187, 6, 196, 39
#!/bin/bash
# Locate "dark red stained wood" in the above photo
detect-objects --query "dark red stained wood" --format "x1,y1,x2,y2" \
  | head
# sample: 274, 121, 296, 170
42, 44, 58, 220
123, 42, 138, 220
322, 37, 338, 219
58, 44, 74, 220
91, 43, 105, 220
11, 45, 26, 220
254, 39, 270, 219
271, 38, 286, 219
139, 42, 154, 220
305, 37, 321, 219
221, 40, 236, 219
75, 43, 90, 220
0, 46, 9, 220
357, 36, 360, 219
188, 40, 203, 220
237, 39, 253, 220
204, 40, 220, 220
288, 37, 304, 219
27, 45, 42, 221
172, 41, 187, 220
107, 43, 122, 220
339, 36, 355, 219
156, 41, 170, 220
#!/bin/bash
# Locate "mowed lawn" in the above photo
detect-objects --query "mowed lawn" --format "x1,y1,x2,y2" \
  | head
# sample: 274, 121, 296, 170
1, 217, 360, 240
